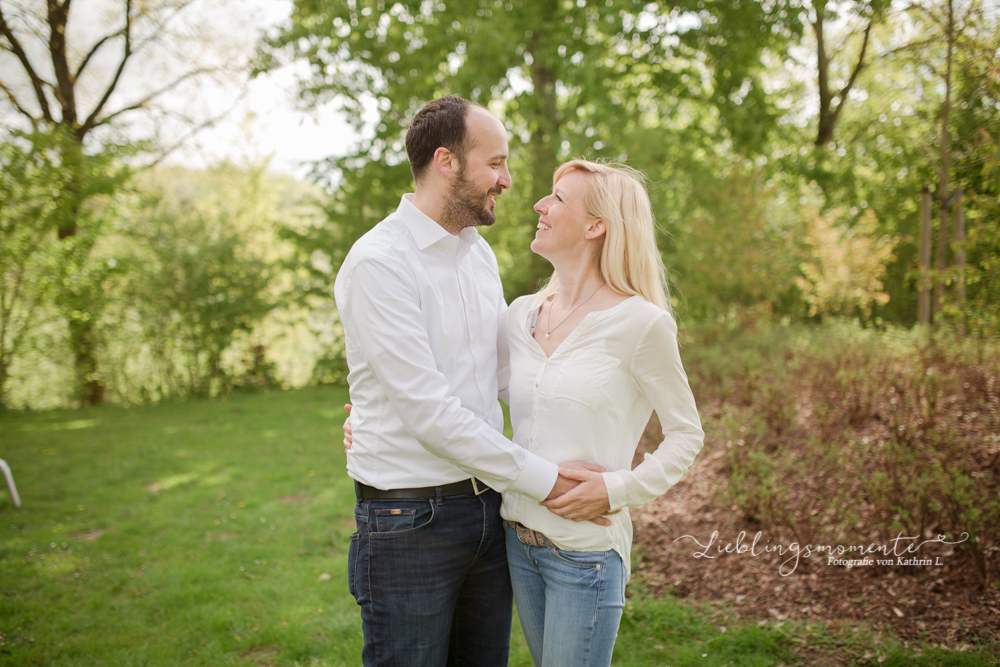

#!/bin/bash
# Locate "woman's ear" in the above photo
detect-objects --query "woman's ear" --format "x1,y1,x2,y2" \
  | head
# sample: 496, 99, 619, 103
585, 219, 607, 240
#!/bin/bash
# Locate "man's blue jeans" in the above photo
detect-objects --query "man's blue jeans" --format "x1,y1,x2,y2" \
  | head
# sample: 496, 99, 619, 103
504, 522, 627, 667
348, 486, 512, 667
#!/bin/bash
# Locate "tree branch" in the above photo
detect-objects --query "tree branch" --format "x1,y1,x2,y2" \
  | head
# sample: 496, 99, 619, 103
829, 15, 874, 129
74, 26, 128, 81
908, 2, 946, 30
876, 36, 939, 60
813, 14, 829, 106
127, 0, 201, 59
79, 0, 132, 138
89, 66, 221, 131
0, 3, 54, 122
0, 79, 38, 125
47, 0, 76, 126
143, 91, 245, 169
838, 18, 872, 102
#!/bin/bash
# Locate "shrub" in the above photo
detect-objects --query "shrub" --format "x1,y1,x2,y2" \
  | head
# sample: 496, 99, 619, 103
690, 321, 1000, 587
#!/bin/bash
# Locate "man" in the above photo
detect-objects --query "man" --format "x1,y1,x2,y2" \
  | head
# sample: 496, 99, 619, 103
334, 96, 578, 667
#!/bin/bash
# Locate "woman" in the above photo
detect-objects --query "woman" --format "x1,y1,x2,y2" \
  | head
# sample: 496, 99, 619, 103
495, 158, 703, 666
344, 159, 703, 665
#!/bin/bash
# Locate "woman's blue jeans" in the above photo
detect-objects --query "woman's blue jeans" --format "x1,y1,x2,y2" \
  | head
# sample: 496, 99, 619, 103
504, 522, 627, 667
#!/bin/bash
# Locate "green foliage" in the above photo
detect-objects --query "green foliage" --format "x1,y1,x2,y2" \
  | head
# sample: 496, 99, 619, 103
259, 0, 800, 299
254, 0, 999, 327
661, 162, 805, 324
3, 0, 998, 410
795, 208, 895, 318
0, 162, 334, 409
819, 5, 1000, 329
0, 129, 131, 408
111, 165, 284, 398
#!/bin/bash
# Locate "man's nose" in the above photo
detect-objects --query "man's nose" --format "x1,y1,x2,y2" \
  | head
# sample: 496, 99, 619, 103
499, 164, 512, 190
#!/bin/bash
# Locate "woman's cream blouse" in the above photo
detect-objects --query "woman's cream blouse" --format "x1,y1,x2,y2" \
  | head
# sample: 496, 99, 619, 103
497, 294, 704, 578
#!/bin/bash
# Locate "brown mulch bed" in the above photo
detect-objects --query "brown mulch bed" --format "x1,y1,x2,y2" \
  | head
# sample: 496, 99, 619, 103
630, 403, 1000, 648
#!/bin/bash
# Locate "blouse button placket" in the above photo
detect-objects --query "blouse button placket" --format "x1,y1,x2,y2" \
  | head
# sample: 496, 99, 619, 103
529, 359, 546, 447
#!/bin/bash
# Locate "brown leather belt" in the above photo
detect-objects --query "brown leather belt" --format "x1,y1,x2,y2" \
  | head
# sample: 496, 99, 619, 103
507, 521, 550, 547
356, 478, 489, 499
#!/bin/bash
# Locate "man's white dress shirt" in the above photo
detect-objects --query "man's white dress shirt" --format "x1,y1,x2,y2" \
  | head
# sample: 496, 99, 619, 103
333, 195, 559, 500
498, 294, 705, 578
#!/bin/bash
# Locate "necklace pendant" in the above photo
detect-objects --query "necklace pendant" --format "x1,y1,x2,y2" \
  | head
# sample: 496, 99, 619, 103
544, 333, 550, 339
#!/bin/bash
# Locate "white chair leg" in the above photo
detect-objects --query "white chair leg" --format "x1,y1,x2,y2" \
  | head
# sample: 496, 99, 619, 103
0, 459, 21, 508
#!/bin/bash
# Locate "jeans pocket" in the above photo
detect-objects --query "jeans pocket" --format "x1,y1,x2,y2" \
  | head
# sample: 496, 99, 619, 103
348, 532, 360, 600
552, 548, 606, 569
374, 508, 417, 532
370, 501, 436, 539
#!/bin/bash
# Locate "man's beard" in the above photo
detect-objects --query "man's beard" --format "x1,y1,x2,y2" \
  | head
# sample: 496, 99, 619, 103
443, 166, 501, 230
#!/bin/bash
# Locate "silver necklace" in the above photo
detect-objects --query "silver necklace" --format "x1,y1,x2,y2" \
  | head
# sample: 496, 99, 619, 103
544, 284, 605, 340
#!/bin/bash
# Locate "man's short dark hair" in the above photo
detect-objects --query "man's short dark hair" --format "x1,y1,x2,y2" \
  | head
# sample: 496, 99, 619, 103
405, 96, 472, 181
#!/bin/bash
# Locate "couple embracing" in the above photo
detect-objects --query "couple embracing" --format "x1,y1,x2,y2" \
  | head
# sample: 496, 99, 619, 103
335, 95, 704, 666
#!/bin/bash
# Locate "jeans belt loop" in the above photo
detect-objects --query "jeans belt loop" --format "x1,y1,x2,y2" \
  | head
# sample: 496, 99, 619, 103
435, 485, 443, 505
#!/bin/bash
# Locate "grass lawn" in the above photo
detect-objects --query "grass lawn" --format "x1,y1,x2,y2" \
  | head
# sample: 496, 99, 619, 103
1, 386, 996, 666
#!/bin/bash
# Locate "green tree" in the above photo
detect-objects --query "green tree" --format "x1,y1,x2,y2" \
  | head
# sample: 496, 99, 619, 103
259, 0, 798, 299
110, 164, 284, 399
0, 130, 128, 408
1, 0, 247, 404
819, 0, 999, 328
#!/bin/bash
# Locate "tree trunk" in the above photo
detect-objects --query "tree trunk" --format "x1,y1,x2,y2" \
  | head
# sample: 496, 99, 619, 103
918, 185, 932, 325
0, 359, 9, 411
953, 195, 966, 336
60, 148, 104, 406
814, 0, 832, 149
811, 0, 874, 191
68, 315, 105, 406
933, 0, 955, 326
524, 31, 562, 293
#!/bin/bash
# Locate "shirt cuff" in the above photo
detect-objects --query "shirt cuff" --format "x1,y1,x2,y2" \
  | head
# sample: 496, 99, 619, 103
507, 452, 559, 502
602, 471, 628, 512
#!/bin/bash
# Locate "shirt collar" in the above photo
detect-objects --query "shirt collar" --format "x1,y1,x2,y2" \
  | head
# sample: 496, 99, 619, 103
398, 194, 480, 259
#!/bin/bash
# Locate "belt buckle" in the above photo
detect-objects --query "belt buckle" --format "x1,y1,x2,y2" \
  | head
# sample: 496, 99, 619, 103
470, 478, 487, 496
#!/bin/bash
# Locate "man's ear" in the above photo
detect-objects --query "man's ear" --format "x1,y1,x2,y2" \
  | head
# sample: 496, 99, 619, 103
432, 147, 458, 180
585, 219, 607, 240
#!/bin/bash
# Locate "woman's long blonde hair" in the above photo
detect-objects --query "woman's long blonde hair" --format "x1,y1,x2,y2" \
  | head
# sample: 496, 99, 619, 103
537, 159, 671, 313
